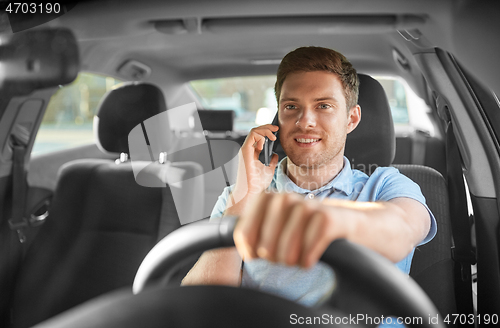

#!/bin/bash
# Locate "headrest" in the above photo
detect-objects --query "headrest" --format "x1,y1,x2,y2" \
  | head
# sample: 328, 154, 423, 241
344, 74, 395, 172
94, 82, 168, 154
196, 109, 235, 132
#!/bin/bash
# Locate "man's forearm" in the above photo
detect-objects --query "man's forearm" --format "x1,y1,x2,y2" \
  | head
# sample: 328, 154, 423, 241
232, 192, 431, 268
181, 191, 256, 286
323, 197, 430, 263
225, 191, 257, 216
181, 247, 242, 286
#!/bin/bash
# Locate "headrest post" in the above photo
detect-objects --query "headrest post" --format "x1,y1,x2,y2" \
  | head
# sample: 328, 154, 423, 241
115, 152, 129, 164
158, 152, 168, 164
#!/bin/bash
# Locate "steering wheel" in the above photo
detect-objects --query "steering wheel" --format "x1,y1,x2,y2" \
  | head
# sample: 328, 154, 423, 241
36, 216, 444, 328
133, 216, 444, 328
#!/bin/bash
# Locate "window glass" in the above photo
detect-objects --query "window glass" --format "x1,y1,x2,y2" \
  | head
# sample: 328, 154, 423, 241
32, 72, 123, 155
376, 77, 409, 125
190, 76, 277, 132
189, 75, 428, 133
377, 76, 435, 136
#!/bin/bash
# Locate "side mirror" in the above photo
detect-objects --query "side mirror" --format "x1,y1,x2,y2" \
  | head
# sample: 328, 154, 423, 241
0, 28, 79, 96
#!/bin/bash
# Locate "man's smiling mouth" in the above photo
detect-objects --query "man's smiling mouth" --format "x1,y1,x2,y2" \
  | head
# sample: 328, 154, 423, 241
295, 138, 321, 144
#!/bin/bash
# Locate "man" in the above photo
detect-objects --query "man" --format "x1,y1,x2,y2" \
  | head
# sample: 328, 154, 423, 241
182, 46, 436, 307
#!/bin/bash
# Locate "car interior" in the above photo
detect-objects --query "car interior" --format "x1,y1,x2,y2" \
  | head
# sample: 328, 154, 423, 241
1, 0, 500, 327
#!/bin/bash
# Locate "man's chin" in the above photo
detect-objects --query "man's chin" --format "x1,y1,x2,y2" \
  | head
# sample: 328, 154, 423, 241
287, 156, 324, 169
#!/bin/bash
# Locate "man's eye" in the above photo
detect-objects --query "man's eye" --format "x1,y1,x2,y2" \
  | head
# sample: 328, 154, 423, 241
318, 104, 331, 109
285, 104, 297, 110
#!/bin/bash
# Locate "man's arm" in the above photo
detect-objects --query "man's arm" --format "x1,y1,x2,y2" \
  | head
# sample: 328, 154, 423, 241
182, 125, 279, 286
180, 197, 249, 287
335, 197, 431, 264
181, 247, 242, 286
183, 192, 430, 285
234, 192, 431, 268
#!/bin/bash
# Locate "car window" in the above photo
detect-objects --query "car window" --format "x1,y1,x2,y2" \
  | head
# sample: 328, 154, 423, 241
189, 75, 433, 135
376, 77, 409, 124
190, 76, 277, 132
378, 76, 436, 137
32, 72, 123, 155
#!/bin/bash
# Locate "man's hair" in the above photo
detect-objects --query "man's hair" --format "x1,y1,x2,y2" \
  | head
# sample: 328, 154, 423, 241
275, 46, 359, 110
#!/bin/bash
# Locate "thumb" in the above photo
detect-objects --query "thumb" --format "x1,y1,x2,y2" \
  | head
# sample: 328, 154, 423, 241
268, 153, 280, 170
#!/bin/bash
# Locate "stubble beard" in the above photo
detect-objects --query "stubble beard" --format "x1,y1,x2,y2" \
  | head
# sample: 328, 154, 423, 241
282, 138, 345, 171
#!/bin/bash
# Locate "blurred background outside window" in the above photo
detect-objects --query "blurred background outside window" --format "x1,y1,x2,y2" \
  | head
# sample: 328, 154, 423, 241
32, 72, 122, 155
33, 73, 433, 155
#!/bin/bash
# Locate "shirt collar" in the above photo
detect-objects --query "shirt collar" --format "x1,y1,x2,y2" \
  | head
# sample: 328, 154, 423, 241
273, 156, 354, 196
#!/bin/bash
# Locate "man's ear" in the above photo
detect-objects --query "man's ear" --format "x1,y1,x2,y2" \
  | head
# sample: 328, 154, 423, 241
347, 105, 361, 134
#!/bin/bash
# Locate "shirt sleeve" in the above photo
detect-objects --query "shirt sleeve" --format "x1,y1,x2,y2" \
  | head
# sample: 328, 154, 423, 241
374, 167, 437, 246
209, 185, 234, 222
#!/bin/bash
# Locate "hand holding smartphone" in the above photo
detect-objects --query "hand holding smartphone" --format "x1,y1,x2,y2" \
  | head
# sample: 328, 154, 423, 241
264, 132, 277, 166
264, 114, 280, 166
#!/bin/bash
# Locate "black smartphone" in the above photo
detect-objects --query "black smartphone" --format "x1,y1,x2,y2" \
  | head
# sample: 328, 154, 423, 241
264, 114, 279, 166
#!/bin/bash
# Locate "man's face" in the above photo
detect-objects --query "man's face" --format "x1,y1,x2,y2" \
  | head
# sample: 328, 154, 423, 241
278, 70, 360, 169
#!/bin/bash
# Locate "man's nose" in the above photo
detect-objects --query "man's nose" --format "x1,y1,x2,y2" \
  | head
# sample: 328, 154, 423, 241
296, 108, 316, 129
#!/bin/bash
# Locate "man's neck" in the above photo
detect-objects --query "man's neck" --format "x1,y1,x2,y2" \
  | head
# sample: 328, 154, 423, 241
286, 155, 345, 191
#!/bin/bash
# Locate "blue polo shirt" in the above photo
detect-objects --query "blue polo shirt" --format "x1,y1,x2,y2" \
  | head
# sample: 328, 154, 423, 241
210, 156, 437, 307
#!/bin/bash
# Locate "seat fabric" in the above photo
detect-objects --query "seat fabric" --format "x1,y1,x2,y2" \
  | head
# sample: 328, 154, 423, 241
12, 160, 166, 327
11, 83, 199, 327
395, 164, 456, 319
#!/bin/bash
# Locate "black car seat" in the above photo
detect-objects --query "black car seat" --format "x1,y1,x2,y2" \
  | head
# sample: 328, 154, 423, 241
10, 82, 203, 328
272, 74, 456, 319
351, 74, 456, 319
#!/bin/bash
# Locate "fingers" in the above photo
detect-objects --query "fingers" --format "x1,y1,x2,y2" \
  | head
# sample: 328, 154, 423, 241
242, 125, 279, 164
256, 195, 286, 260
245, 125, 279, 148
234, 192, 335, 268
257, 194, 301, 261
269, 153, 279, 168
300, 212, 332, 268
233, 192, 273, 260
276, 203, 310, 265
234, 124, 280, 198
258, 124, 279, 140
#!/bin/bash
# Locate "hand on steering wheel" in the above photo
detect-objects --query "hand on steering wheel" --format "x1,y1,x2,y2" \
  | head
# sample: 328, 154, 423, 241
133, 216, 445, 328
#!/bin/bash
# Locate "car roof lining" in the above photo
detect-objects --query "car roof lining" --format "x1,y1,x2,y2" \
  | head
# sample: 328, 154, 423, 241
34, 0, 500, 95
43, 0, 461, 97
33, 0, 499, 102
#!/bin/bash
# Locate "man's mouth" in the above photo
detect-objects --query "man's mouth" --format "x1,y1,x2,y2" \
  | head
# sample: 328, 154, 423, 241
295, 138, 321, 144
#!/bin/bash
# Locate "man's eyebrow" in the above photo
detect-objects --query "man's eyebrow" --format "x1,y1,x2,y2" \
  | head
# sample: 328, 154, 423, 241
280, 96, 340, 102
314, 97, 339, 102
280, 97, 299, 102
